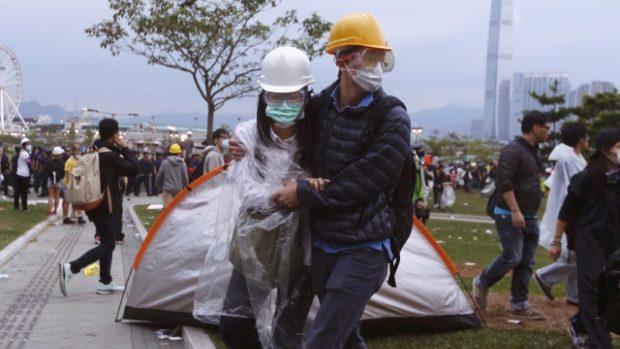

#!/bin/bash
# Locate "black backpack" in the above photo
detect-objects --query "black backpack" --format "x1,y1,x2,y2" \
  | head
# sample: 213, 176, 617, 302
362, 94, 415, 288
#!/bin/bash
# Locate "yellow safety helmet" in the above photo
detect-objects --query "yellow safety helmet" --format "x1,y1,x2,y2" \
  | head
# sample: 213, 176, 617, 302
169, 143, 182, 154
326, 13, 392, 55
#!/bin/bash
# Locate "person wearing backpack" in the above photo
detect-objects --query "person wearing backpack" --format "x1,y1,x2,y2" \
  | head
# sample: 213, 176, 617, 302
155, 143, 188, 207
473, 111, 550, 321
269, 14, 411, 348
58, 118, 140, 296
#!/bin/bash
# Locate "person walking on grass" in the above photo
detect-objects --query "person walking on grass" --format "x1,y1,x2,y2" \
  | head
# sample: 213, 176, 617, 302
550, 129, 620, 349
59, 118, 140, 296
473, 111, 550, 321
533, 122, 588, 305
155, 143, 188, 208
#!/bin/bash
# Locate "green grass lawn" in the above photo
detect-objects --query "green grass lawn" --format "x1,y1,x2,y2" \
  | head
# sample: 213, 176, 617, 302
0, 201, 48, 250
133, 204, 161, 231
425, 219, 565, 298
435, 190, 547, 218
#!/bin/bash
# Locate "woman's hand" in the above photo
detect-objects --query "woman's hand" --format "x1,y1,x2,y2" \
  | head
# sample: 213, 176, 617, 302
307, 178, 330, 192
228, 138, 246, 161
549, 244, 561, 261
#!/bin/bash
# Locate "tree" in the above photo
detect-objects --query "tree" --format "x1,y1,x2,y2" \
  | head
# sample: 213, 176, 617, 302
84, 128, 96, 147
86, 0, 331, 143
573, 89, 620, 138
529, 79, 572, 147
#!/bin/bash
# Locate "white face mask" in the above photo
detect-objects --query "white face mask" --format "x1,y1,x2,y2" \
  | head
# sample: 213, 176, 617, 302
347, 63, 384, 92
26, 145, 32, 153
220, 139, 230, 150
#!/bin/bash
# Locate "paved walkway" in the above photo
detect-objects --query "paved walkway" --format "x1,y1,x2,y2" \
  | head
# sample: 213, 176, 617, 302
0, 194, 184, 349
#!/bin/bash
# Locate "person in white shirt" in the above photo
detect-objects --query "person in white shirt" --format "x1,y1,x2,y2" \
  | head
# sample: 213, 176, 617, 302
534, 122, 588, 305
14, 138, 32, 211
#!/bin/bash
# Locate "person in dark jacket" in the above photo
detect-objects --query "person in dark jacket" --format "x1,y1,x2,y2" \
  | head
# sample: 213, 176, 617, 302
58, 118, 140, 296
44, 146, 65, 216
549, 129, 620, 349
270, 13, 411, 348
473, 111, 550, 321
0, 146, 9, 196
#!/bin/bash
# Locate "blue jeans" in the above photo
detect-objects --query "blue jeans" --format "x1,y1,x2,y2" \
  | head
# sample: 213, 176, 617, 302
478, 214, 539, 310
306, 248, 388, 349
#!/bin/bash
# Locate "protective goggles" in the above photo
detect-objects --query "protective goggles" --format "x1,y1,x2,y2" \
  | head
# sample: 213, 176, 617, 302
337, 48, 395, 72
263, 90, 306, 107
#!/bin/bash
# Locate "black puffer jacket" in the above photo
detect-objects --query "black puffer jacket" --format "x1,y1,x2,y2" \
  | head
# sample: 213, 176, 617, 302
297, 82, 411, 244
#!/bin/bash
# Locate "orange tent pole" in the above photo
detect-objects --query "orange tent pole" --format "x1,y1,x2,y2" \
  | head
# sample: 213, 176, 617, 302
413, 217, 459, 276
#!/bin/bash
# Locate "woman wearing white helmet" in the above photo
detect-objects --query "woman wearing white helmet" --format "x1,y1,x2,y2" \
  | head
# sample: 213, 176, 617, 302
44, 146, 65, 217
194, 46, 317, 349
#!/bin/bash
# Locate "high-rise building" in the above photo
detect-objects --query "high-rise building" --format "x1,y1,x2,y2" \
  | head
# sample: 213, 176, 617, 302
482, 0, 514, 141
568, 84, 590, 108
568, 81, 616, 108
591, 81, 616, 95
511, 72, 570, 138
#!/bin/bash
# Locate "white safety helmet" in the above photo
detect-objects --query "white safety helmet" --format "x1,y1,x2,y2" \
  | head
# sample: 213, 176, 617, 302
52, 146, 65, 156
258, 46, 314, 93
20, 137, 30, 146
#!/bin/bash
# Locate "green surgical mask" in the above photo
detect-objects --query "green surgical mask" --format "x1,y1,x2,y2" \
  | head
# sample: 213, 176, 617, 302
265, 101, 303, 125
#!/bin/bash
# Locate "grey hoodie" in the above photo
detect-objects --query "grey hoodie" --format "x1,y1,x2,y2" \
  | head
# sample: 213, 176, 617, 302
155, 155, 188, 195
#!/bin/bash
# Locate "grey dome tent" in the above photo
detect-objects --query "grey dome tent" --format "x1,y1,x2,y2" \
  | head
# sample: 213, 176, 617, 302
120, 167, 482, 336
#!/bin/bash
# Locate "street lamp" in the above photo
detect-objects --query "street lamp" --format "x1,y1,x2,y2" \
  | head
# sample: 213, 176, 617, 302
411, 127, 423, 145
82, 107, 139, 119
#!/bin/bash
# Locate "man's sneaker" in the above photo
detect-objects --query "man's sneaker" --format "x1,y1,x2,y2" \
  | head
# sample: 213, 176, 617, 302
58, 262, 76, 296
472, 276, 488, 311
533, 271, 554, 300
77, 217, 86, 225
567, 321, 587, 348
96, 282, 125, 295
63, 218, 76, 225
509, 308, 545, 321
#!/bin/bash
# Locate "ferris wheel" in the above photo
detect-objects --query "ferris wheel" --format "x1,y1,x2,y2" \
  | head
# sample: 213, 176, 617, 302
0, 44, 28, 132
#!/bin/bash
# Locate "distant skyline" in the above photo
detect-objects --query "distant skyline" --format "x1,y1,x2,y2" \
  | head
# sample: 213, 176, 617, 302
1, 0, 619, 127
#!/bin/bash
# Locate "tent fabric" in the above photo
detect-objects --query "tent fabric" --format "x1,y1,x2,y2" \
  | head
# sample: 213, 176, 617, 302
539, 143, 587, 250
123, 168, 481, 334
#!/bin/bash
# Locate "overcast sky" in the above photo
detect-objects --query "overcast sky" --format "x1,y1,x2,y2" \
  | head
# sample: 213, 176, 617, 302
1, 0, 618, 124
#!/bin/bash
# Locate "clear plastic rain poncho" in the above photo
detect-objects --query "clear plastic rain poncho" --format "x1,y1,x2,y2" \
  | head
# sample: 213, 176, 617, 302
193, 119, 311, 349
539, 143, 587, 250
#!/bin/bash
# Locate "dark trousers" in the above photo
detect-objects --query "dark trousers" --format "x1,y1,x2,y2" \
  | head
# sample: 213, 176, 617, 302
306, 248, 388, 349
219, 268, 312, 349
575, 232, 614, 349
137, 174, 152, 196
70, 215, 116, 284
478, 215, 539, 309
14, 175, 29, 210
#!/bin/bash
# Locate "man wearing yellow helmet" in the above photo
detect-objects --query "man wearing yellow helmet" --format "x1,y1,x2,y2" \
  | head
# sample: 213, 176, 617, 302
271, 13, 411, 348
155, 143, 188, 207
